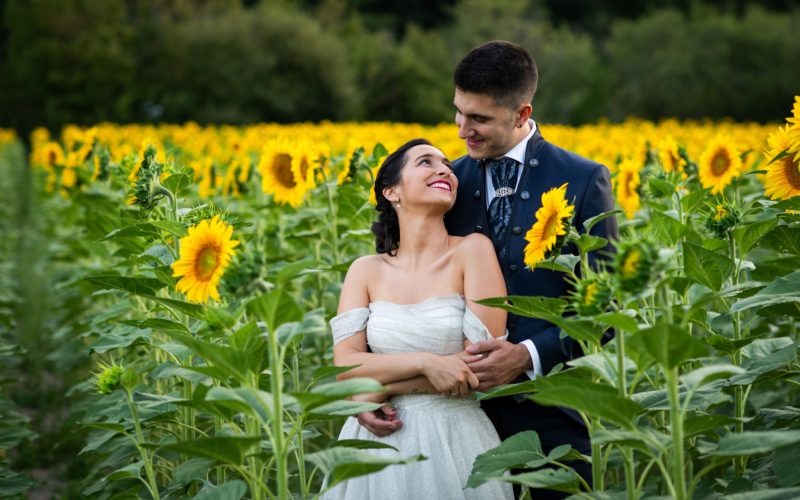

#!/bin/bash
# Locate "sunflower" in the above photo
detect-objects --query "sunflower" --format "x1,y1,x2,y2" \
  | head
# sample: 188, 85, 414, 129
658, 136, 684, 175
38, 141, 65, 168
763, 124, 800, 201
704, 199, 740, 238
614, 240, 657, 295
786, 95, 800, 153
258, 138, 317, 207
615, 158, 641, 219
698, 136, 742, 195
571, 276, 611, 316
523, 183, 575, 268
172, 216, 240, 304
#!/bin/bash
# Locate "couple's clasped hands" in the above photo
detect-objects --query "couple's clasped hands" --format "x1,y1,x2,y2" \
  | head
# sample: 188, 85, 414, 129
355, 339, 531, 437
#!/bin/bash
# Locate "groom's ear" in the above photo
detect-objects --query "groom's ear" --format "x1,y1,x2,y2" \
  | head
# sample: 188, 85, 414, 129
515, 103, 532, 127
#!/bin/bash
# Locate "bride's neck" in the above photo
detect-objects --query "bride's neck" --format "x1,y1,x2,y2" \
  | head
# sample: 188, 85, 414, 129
394, 211, 449, 267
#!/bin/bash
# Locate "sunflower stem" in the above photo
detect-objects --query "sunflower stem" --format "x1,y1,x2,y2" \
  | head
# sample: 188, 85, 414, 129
126, 388, 161, 500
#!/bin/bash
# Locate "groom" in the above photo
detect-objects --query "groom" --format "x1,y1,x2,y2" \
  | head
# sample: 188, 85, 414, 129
445, 40, 618, 495
357, 40, 618, 496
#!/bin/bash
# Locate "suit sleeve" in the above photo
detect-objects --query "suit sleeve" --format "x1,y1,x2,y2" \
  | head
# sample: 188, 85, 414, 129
529, 164, 619, 375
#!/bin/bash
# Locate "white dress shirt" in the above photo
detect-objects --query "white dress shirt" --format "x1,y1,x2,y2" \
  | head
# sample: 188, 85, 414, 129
484, 120, 543, 380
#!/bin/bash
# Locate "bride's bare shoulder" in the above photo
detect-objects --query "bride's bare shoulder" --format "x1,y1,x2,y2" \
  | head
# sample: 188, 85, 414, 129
451, 233, 495, 261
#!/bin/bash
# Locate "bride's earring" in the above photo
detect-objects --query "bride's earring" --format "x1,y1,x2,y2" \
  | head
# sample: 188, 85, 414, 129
394, 198, 401, 209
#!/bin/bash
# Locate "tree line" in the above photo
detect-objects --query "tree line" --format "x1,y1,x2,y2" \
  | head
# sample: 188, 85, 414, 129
1, 0, 799, 136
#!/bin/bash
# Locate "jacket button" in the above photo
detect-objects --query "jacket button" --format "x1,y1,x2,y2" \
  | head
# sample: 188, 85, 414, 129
474, 225, 484, 233
474, 190, 481, 199
512, 225, 522, 235
528, 158, 539, 167
509, 264, 518, 273
520, 191, 530, 200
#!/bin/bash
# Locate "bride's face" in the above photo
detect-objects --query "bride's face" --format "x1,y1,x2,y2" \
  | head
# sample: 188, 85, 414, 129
386, 144, 457, 213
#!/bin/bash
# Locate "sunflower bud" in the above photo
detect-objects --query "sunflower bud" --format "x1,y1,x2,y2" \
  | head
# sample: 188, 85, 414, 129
704, 200, 741, 238
94, 362, 125, 394
130, 144, 172, 210
614, 240, 657, 295
572, 276, 612, 316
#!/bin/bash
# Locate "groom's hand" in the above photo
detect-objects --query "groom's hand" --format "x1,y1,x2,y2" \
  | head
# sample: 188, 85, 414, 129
465, 339, 532, 391
422, 352, 481, 396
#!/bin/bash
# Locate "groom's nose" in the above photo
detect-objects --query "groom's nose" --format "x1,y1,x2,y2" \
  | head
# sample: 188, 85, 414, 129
457, 119, 472, 139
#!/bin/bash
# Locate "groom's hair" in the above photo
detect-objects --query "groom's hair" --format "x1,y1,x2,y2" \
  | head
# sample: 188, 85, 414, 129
454, 40, 538, 109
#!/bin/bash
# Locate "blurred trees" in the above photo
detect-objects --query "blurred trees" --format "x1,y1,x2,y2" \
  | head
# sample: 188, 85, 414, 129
1, 0, 799, 131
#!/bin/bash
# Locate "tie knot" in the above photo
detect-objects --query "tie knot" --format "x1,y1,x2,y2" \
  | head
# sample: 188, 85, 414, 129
488, 157, 519, 189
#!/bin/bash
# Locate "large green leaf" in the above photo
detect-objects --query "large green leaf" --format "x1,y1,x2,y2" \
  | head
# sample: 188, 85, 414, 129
475, 296, 568, 319
683, 242, 734, 291
683, 414, 743, 438
634, 380, 731, 412
652, 210, 689, 245
475, 380, 539, 401
89, 324, 151, 353
168, 457, 215, 487
730, 271, 800, 314
727, 338, 798, 385
627, 321, 708, 369
709, 430, 800, 457
774, 445, 800, 487
467, 431, 582, 488
193, 480, 248, 500
307, 447, 425, 490
309, 400, 383, 417
162, 436, 261, 465
573, 234, 609, 254
294, 378, 384, 412
591, 428, 669, 456
205, 387, 273, 422
569, 351, 635, 385
732, 218, 778, 255
531, 373, 644, 429
761, 225, 800, 255
0, 469, 34, 497
723, 489, 800, 500
583, 209, 623, 233
493, 469, 580, 493
146, 296, 206, 319
680, 364, 744, 392
84, 275, 166, 295
162, 331, 250, 382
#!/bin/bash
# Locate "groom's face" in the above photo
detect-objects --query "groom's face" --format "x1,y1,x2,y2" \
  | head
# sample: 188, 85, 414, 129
454, 89, 519, 160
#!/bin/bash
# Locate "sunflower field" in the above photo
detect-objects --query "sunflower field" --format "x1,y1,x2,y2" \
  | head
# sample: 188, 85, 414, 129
0, 96, 799, 499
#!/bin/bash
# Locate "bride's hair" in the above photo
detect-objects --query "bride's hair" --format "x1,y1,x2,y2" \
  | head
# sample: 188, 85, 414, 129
372, 138, 432, 256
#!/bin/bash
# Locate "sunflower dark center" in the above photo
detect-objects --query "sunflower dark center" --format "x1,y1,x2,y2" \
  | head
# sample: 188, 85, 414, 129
273, 154, 296, 188
711, 150, 730, 176
195, 246, 219, 280
782, 155, 800, 190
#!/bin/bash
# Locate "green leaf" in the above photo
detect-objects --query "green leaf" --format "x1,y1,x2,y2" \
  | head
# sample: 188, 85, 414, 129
149, 219, 188, 237
583, 209, 623, 233
534, 254, 582, 274
652, 210, 689, 245
762, 226, 800, 255
84, 275, 166, 295
0, 470, 34, 496
107, 461, 142, 481
730, 271, 800, 314
531, 372, 644, 429
681, 187, 712, 213
683, 242, 734, 291
648, 177, 675, 198
467, 431, 582, 488
494, 468, 579, 493
309, 400, 383, 416
774, 445, 800, 487
475, 380, 539, 401
475, 296, 567, 319
680, 364, 744, 392
733, 218, 778, 256
162, 331, 249, 382
120, 318, 188, 334
724, 489, 800, 500
168, 457, 215, 487
307, 447, 425, 490
89, 325, 151, 353
162, 436, 261, 465
683, 415, 743, 438
634, 380, 731, 412
591, 428, 669, 456
569, 351, 635, 385
205, 387, 273, 422
709, 430, 800, 457
331, 439, 399, 451
728, 338, 798, 385
294, 378, 385, 412
573, 234, 608, 254
627, 321, 708, 369
146, 296, 206, 319
161, 173, 193, 197
193, 480, 248, 500
595, 311, 638, 333
311, 365, 360, 384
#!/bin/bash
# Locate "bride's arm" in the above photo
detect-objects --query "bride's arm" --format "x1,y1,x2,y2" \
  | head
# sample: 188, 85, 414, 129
459, 234, 508, 338
333, 257, 477, 393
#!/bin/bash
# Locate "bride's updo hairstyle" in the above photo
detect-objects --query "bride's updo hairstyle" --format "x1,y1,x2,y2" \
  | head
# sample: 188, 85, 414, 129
372, 138, 432, 256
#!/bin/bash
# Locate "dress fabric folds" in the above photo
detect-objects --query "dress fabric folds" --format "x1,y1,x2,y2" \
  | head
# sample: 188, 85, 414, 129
322, 294, 513, 500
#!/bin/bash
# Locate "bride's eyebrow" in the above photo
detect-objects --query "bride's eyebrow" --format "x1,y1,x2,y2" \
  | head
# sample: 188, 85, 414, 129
416, 153, 449, 165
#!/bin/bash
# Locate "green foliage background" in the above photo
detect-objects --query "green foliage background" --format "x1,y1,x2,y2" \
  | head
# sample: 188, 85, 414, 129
2, 0, 800, 135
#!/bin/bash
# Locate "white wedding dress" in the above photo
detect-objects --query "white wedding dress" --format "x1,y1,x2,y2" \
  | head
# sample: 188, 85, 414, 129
322, 294, 513, 500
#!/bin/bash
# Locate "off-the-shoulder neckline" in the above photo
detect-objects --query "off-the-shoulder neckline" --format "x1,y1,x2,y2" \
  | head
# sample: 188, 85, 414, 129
368, 293, 465, 307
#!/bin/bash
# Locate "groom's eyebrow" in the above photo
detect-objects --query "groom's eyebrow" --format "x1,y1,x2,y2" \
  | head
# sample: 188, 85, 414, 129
454, 104, 491, 122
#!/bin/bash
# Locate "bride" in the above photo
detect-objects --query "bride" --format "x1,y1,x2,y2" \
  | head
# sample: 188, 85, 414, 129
323, 138, 513, 499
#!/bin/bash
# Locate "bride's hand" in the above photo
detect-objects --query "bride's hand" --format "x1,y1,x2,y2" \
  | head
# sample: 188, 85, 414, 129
422, 352, 481, 396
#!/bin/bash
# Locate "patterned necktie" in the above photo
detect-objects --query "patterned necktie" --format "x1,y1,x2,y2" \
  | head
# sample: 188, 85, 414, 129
487, 156, 519, 246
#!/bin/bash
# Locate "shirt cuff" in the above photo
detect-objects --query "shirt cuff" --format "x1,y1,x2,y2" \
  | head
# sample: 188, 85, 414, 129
520, 339, 543, 380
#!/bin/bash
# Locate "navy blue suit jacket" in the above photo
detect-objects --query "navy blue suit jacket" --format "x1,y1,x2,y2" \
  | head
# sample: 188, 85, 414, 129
444, 128, 619, 438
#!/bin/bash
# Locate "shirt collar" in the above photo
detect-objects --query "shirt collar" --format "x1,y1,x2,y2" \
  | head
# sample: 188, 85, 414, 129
503, 119, 537, 164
